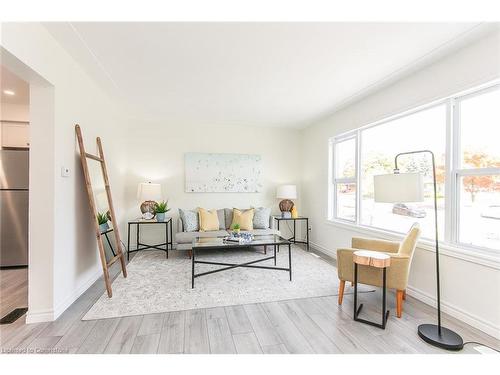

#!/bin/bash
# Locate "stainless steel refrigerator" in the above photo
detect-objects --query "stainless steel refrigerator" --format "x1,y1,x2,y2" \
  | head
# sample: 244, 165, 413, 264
0, 149, 29, 267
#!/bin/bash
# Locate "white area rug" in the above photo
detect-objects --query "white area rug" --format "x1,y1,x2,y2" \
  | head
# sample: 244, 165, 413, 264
83, 246, 372, 320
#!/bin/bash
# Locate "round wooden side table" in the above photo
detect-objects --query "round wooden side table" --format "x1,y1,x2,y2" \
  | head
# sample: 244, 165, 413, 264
353, 250, 391, 329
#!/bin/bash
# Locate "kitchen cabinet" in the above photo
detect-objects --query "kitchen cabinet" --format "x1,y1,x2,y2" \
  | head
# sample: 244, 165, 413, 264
1, 122, 30, 149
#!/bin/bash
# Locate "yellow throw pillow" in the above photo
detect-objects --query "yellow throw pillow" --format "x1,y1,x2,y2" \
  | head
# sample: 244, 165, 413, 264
231, 208, 254, 231
198, 208, 220, 231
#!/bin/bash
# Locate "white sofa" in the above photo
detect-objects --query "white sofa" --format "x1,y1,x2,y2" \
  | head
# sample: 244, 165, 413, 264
176, 208, 281, 251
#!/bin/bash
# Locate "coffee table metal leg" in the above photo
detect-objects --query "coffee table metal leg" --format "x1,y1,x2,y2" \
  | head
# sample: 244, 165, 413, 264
274, 245, 276, 265
288, 243, 292, 281
191, 248, 195, 289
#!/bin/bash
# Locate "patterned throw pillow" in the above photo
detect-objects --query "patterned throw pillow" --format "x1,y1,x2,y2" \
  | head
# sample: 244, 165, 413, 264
178, 208, 199, 232
253, 207, 271, 229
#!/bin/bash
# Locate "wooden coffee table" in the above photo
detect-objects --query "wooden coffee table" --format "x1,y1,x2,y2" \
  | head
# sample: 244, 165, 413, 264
191, 235, 291, 288
353, 250, 391, 329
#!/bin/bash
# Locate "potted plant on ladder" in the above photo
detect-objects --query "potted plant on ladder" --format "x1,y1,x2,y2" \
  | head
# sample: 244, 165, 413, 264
97, 212, 110, 233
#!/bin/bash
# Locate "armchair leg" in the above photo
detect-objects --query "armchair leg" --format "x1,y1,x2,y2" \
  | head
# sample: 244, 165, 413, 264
338, 280, 346, 305
396, 290, 404, 318
188, 250, 192, 259
403, 289, 406, 300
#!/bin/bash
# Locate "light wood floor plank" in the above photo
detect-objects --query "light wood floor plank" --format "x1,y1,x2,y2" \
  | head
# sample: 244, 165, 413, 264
261, 343, 289, 354
224, 305, 253, 335
233, 332, 263, 354
184, 309, 210, 354
206, 307, 236, 354
77, 318, 120, 354
53, 319, 98, 354
158, 310, 185, 354
243, 303, 282, 347
137, 313, 164, 337
104, 315, 144, 354
279, 300, 341, 353
130, 333, 161, 354
260, 302, 314, 354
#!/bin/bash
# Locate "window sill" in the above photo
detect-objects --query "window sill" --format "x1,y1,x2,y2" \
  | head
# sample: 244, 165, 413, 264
325, 219, 500, 270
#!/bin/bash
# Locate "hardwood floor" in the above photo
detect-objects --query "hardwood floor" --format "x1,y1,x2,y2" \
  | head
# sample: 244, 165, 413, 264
1, 249, 499, 354
0, 267, 28, 319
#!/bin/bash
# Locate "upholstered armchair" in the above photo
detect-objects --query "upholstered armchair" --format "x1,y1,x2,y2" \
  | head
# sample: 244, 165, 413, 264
336, 223, 420, 318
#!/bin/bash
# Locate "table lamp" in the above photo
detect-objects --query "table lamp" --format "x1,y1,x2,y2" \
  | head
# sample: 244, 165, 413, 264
137, 182, 162, 219
276, 185, 297, 218
374, 150, 463, 351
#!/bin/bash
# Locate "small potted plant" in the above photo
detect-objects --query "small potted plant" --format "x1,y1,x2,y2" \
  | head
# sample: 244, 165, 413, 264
232, 223, 241, 235
154, 200, 170, 222
97, 212, 110, 233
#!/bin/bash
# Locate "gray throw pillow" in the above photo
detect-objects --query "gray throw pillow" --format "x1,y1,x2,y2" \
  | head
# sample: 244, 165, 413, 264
178, 208, 199, 232
253, 207, 271, 229
224, 208, 234, 229
217, 209, 226, 230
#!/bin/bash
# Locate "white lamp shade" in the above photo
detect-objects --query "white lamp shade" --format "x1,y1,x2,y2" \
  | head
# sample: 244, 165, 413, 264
374, 173, 424, 203
137, 182, 162, 202
276, 185, 297, 199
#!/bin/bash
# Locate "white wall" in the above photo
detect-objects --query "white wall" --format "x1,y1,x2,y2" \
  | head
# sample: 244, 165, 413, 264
301, 30, 500, 338
122, 121, 302, 243
1, 23, 129, 322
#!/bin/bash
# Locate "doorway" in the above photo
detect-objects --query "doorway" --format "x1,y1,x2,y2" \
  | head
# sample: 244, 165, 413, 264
0, 65, 30, 323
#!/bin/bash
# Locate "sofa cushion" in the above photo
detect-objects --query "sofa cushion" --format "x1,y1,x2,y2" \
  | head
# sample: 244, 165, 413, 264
178, 208, 199, 232
217, 209, 226, 230
224, 208, 234, 229
175, 230, 229, 244
252, 207, 271, 229
198, 208, 220, 231
231, 208, 254, 230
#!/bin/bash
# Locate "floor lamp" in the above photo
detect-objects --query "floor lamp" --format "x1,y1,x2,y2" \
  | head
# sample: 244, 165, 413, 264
374, 150, 464, 351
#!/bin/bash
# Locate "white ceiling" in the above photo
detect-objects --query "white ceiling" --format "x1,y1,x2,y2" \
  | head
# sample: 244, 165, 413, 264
0, 65, 30, 105
44, 22, 489, 128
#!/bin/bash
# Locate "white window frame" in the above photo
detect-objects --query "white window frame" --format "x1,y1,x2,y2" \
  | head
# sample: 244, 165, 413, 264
328, 81, 500, 257
452, 85, 500, 251
329, 133, 358, 223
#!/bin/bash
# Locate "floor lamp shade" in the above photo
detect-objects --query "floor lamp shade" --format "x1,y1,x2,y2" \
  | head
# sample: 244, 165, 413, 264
374, 173, 424, 203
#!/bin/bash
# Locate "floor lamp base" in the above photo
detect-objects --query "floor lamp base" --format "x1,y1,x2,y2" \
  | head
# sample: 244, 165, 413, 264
418, 324, 464, 351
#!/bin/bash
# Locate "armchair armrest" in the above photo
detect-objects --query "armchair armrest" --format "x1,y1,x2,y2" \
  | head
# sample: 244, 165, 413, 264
351, 237, 400, 253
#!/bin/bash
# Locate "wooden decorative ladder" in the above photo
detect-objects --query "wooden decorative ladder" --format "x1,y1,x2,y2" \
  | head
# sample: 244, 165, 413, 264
75, 124, 127, 297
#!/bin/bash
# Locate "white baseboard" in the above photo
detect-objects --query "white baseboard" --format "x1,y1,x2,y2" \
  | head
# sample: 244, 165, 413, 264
310, 241, 500, 340
26, 309, 54, 324
52, 267, 103, 320
406, 285, 500, 340
310, 241, 337, 259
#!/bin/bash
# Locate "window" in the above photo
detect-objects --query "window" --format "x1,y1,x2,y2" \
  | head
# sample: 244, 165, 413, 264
331, 136, 356, 222
360, 104, 446, 239
456, 87, 500, 250
329, 82, 500, 253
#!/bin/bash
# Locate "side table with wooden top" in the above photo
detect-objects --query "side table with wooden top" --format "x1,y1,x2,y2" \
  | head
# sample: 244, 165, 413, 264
353, 250, 391, 329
